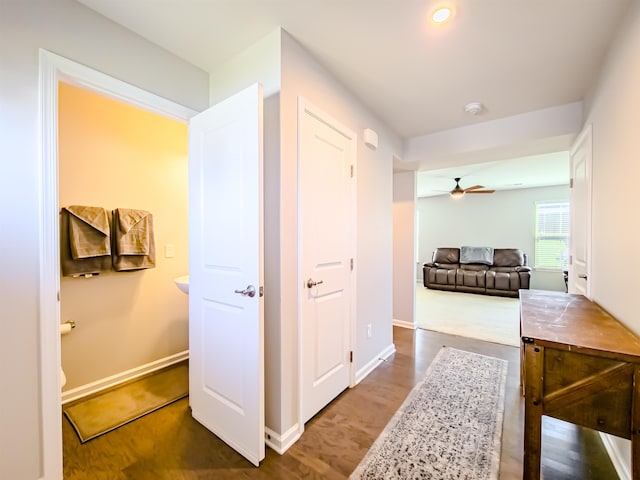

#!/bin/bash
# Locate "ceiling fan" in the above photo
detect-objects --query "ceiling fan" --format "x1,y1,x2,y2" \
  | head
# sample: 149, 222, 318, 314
450, 177, 495, 198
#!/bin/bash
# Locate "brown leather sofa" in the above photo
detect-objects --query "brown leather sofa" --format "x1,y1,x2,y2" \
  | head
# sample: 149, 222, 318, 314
423, 247, 531, 297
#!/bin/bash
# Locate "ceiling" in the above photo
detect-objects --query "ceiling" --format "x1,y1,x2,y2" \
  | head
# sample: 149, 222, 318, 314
77, 0, 630, 190
416, 151, 569, 197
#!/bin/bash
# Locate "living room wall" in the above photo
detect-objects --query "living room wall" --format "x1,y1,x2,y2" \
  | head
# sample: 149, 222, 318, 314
417, 184, 569, 291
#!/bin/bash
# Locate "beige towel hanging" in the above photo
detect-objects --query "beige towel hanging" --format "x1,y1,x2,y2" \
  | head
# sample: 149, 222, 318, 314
60, 207, 111, 277
112, 208, 156, 271
65, 205, 111, 259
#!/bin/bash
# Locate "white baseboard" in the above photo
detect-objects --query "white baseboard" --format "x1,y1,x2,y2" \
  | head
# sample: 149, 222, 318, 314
354, 343, 396, 385
61, 350, 189, 405
600, 432, 631, 480
393, 318, 416, 329
265, 424, 301, 455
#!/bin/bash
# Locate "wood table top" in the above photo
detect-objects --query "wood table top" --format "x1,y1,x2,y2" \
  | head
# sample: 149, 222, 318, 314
520, 289, 640, 362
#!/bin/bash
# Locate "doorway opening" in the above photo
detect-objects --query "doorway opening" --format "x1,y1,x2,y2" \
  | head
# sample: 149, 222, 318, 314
39, 50, 196, 478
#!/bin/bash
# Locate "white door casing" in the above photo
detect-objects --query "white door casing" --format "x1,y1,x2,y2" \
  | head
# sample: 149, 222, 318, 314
39, 50, 197, 479
298, 98, 356, 424
188, 83, 264, 466
568, 124, 592, 297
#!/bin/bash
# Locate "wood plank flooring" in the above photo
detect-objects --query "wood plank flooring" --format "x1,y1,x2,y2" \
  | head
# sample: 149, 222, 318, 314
63, 327, 619, 479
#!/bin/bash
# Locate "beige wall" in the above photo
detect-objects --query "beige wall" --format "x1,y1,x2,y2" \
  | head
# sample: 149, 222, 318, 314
393, 172, 417, 326
58, 82, 189, 391
0, 1, 208, 477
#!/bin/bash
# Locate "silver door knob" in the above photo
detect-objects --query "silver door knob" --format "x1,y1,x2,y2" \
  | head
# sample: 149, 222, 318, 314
234, 285, 256, 297
306, 278, 324, 288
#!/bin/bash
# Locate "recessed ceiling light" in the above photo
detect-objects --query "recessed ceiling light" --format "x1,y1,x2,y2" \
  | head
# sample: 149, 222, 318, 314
432, 6, 453, 24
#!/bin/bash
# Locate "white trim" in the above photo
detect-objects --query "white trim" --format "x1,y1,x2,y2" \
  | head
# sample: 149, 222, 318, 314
62, 351, 189, 405
599, 432, 631, 480
39, 48, 63, 480
393, 318, 417, 330
354, 343, 396, 385
264, 424, 301, 455
39, 49, 197, 480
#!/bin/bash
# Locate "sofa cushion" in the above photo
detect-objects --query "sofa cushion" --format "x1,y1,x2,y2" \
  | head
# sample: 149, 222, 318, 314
493, 248, 525, 267
457, 268, 487, 287
460, 246, 494, 265
432, 247, 460, 264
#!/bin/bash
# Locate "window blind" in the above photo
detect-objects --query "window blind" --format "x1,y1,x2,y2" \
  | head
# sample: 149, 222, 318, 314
534, 201, 569, 270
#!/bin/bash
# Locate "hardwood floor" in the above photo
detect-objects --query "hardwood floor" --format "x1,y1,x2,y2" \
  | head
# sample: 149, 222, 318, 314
63, 327, 619, 479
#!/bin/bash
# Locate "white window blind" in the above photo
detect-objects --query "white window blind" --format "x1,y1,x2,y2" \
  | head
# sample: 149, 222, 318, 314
534, 201, 569, 270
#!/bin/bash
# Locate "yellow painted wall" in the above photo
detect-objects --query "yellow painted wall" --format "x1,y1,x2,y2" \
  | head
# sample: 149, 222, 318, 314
58, 82, 189, 391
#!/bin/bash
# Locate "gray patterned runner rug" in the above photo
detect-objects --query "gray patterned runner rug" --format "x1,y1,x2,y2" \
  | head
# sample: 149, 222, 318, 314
350, 347, 508, 479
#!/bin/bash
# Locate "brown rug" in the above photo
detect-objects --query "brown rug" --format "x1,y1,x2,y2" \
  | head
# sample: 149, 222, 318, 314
63, 362, 188, 443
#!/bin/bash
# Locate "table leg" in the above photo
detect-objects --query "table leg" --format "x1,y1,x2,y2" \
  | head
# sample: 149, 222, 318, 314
523, 343, 544, 480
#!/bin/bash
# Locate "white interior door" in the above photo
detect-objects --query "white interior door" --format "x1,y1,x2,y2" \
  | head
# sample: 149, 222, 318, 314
188, 83, 264, 466
568, 124, 592, 297
298, 98, 355, 424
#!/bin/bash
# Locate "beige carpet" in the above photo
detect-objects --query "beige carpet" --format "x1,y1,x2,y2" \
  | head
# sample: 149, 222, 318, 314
416, 287, 520, 347
63, 362, 189, 443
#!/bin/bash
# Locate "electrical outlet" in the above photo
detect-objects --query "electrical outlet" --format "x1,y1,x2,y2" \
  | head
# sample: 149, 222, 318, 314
367, 323, 372, 339
164, 244, 175, 258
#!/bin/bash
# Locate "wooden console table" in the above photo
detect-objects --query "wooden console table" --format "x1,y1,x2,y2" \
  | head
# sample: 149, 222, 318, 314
520, 290, 640, 479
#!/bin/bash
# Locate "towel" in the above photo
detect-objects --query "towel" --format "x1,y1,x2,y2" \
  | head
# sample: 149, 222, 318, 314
60, 207, 112, 276
112, 208, 156, 271
115, 208, 151, 255
66, 205, 111, 259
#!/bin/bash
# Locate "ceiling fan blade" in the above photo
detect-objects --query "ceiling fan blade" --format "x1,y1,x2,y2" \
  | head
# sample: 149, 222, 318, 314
466, 189, 495, 194
463, 185, 484, 192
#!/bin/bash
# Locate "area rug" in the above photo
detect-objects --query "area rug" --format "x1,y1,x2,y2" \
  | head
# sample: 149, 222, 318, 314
63, 362, 188, 443
416, 288, 520, 347
350, 347, 508, 479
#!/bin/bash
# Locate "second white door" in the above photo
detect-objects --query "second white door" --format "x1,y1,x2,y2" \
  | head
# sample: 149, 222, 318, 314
298, 98, 356, 424
569, 124, 592, 297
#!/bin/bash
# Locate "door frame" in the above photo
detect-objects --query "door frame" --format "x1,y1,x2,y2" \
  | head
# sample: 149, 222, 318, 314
296, 97, 357, 436
568, 123, 593, 298
38, 50, 196, 479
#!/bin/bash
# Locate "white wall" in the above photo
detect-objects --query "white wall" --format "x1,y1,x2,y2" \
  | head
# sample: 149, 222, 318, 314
403, 103, 582, 171
581, 2, 640, 476
207, 29, 286, 439
281, 29, 402, 433
207, 28, 402, 448
393, 172, 417, 327
417, 185, 569, 291
0, 1, 208, 478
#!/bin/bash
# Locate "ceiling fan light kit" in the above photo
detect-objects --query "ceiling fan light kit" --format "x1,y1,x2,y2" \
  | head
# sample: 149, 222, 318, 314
449, 177, 495, 198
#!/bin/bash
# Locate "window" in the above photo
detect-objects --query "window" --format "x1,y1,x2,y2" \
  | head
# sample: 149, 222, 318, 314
534, 201, 569, 270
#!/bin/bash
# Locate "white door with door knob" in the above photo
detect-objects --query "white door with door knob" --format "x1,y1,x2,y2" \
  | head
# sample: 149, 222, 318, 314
298, 98, 355, 424
188, 83, 264, 466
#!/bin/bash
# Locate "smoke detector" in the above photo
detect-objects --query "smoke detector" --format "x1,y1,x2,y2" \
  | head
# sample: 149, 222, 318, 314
464, 102, 483, 115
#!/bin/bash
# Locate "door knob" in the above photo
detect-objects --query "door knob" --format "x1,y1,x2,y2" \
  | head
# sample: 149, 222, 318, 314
577, 274, 588, 280
234, 285, 256, 297
306, 278, 324, 288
